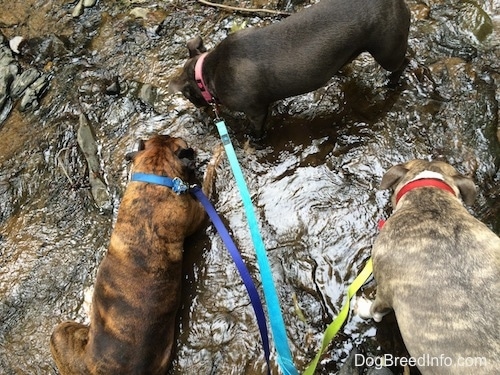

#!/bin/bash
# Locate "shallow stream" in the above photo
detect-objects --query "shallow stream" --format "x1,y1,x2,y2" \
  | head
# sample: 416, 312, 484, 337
0, 0, 499, 374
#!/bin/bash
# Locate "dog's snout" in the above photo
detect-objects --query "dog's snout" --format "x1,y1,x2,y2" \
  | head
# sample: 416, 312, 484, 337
177, 147, 195, 161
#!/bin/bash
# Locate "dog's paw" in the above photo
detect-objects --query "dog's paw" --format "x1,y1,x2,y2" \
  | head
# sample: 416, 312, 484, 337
353, 296, 373, 320
372, 311, 386, 323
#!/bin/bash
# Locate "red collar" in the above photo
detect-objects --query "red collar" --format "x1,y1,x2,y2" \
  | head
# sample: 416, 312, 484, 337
378, 178, 456, 230
194, 52, 216, 104
396, 178, 456, 204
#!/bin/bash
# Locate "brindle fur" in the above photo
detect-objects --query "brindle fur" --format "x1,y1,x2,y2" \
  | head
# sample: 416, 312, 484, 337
371, 160, 500, 374
51, 135, 208, 374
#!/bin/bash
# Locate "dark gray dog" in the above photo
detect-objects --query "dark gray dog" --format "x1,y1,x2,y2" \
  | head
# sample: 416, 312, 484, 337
357, 159, 500, 374
169, 0, 410, 137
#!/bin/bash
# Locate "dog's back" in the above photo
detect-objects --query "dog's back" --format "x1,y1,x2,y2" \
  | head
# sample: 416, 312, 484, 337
372, 160, 500, 374
212, 0, 410, 101
375, 192, 500, 373
50, 135, 206, 374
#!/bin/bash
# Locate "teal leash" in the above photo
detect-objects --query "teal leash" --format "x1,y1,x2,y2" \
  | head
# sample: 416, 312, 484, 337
215, 119, 298, 375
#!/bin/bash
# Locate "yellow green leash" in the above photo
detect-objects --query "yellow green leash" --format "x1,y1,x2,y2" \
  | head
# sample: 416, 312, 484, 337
303, 257, 373, 374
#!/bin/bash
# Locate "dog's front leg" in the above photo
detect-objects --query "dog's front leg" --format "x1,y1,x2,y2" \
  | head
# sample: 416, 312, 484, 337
354, 295, 375, 319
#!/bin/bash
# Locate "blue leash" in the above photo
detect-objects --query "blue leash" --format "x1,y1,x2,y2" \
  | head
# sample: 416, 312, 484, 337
130, 173, 271, 373
215, 119, 298, 375
189, 185, 271, 372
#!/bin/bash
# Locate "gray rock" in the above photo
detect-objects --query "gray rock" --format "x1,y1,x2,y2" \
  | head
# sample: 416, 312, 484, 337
19, 73, 49, 111
11, 68, 40, 98
0, 41, 18, 112
77, 113, 111, 210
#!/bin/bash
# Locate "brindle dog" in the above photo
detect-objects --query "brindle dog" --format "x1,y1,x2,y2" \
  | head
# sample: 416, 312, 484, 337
51, 135, 209, 374
357, 159, 500, 374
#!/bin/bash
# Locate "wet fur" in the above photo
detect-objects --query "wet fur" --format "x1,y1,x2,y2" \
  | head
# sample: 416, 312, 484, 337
370, 160, 500, 374
50, 135, 208, 374
169, 0, 410, 136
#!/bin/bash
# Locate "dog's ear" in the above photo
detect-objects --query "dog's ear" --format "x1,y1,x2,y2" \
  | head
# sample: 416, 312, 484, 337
187, 36, 206, 58
125, 139, 145, 161
380, 164, 408, 190
453, 175, 476, 206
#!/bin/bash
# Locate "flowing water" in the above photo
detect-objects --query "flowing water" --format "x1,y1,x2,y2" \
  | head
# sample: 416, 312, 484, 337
0, 0, 499, 374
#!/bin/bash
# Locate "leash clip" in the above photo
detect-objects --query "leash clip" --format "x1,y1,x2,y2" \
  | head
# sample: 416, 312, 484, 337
211, 102, 221, 120
171, 177, 189, 194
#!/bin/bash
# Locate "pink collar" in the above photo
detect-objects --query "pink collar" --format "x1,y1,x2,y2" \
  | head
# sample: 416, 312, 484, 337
194, 52, 215, 104
396, 178, 456, 204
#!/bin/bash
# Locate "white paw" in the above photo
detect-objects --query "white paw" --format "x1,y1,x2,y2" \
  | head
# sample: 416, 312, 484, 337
372, 311, 386, 323
354, 296, 373, 319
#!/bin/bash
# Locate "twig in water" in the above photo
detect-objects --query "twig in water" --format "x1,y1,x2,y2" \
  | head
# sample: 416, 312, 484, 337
197, 0, 291, 16
56, 147, 74, 186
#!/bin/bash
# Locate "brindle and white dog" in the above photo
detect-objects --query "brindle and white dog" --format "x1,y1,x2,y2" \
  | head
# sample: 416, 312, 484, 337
357, 159, 500, 374
51, 135, 213, 374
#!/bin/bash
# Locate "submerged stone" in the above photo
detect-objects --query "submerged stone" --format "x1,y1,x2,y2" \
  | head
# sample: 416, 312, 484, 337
77, 113, 111, 211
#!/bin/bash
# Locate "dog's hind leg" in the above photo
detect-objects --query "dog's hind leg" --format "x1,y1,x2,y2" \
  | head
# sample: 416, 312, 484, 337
246, 107, 270, 139
50, 321, 90, 374
370, 41, 409, 88
370, 295, 393, 323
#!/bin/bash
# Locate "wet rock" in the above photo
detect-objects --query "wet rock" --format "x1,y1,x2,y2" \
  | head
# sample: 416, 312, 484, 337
0, 0, 498, 373
410, 3, 430, 20
77, 113, 111, 211
366, 366, 394, 375
130, 7, 150, 19
0, 97, 13, 125
73, 0, 98, 18
105, 77, 120, 95
16, 34, 69, 66
338, 347, 395, 375
425, 1, 494, 61
72, 1, 85, 18
0, 33, 52, 121
455, 1, 493, 42
138, 82, 157, 106
8, 36, 25, 54
10, 68, 40, 98
18, 73, 49, 111
0, 35, 19, 124
428, 57, 477, 100
338, 347, 365, 375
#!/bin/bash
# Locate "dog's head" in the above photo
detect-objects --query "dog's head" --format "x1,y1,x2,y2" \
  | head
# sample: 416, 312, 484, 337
168, 36, 209, 107
380, 159, 476, 206
126, 134, 197, 182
